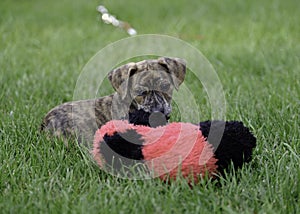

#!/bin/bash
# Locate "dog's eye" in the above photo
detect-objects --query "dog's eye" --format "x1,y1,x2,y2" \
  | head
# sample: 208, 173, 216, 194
160, 82, 170, 91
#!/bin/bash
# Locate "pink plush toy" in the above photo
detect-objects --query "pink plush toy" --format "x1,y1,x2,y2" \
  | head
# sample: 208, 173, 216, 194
92, 120, 256, 183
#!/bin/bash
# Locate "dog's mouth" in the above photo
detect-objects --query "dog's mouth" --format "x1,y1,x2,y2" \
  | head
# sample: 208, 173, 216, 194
128, 109, 169, 127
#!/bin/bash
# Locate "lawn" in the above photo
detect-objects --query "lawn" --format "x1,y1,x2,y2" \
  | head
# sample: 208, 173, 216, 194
0, 0, 299, 213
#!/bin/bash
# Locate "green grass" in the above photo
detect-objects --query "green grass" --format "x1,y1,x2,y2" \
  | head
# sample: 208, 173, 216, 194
1, 0, 299, 213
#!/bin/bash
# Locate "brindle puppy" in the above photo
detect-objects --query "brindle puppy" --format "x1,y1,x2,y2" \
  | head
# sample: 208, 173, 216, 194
41, 57, 186, 145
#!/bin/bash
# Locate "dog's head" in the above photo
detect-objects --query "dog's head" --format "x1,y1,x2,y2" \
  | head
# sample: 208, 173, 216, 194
108, 57, 186, 125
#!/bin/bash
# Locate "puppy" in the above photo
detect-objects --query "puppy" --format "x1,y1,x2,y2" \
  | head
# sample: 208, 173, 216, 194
41, 57, 186, 145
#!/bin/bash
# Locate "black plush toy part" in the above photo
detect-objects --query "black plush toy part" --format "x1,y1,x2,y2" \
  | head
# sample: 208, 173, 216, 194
128, 109, 169, 127
199, 121, 256, 173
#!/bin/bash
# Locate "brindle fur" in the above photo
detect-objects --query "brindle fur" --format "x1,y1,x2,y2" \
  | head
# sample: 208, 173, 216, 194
41, 57, 186, 145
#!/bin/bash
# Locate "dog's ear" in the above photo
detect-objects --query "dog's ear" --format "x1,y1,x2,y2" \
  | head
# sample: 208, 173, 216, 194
158, 57, 186, 90
108, 62, 138, 99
